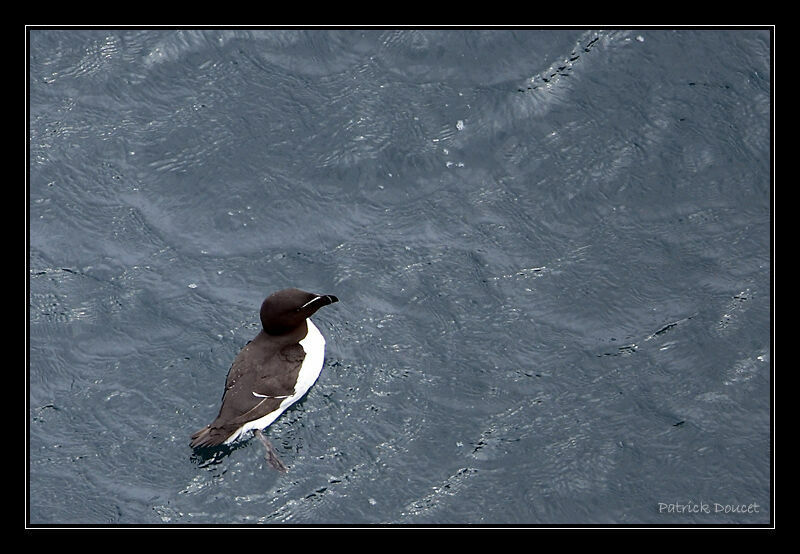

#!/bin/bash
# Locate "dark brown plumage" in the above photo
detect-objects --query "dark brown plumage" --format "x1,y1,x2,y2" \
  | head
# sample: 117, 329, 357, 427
190, 289, 338, 454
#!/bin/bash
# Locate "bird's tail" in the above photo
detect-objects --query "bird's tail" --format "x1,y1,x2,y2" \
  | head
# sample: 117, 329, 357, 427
190, 425, 229, 448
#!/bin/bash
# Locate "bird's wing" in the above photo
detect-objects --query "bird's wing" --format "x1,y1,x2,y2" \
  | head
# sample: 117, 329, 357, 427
214, 342, 306, 428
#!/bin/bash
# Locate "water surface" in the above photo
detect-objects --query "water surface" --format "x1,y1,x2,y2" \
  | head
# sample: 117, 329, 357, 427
28, 28, 771, 525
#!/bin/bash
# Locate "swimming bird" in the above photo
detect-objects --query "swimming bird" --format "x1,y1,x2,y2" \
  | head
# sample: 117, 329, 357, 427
190, 288, 338, 471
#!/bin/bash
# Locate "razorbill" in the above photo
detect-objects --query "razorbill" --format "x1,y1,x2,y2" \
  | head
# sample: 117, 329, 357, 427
190, 288, 338, 471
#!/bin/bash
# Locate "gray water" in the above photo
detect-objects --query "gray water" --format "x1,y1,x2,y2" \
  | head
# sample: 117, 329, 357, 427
28, 28, 772, 526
